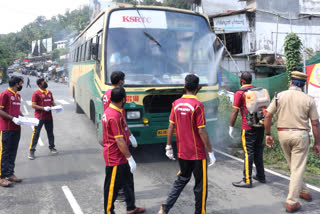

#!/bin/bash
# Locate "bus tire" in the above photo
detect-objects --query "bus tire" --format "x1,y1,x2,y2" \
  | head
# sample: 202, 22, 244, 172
75, 101, 84, 114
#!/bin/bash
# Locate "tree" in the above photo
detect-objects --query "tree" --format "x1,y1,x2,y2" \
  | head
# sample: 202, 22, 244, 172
284, 33, 302, 87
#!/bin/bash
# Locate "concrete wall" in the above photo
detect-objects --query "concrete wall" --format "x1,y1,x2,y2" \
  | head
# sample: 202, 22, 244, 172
255, 0, 320, 54
201, 0, 246, 15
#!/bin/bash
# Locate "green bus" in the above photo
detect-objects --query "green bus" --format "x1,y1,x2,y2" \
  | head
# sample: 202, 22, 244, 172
69, 5, 219, 144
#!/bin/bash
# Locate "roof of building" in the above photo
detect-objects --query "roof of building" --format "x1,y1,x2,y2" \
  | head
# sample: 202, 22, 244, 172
208, 8, 254, 18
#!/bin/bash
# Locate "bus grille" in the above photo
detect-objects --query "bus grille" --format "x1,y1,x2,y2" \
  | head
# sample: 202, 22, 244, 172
143, 94, 182, 113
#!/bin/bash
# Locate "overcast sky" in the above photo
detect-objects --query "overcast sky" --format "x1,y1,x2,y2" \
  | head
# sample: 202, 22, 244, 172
0, 0, 89, 34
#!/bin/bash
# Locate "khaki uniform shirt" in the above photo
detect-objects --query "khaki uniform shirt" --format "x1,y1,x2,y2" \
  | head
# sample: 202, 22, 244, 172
267, 87, 319, 130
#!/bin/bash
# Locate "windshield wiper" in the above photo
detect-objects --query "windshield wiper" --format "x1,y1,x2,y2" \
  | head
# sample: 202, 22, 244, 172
143, 32, 161, 47
136, 8, 162, 47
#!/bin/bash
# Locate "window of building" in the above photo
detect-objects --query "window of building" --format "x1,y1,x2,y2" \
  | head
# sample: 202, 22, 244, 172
219, 32, 243, 54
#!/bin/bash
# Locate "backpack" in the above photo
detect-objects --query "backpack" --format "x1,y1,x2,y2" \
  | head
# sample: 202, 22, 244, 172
239, 87, 270, 127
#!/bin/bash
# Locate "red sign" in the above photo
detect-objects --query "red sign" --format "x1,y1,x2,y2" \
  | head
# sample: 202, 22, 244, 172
122, 16, 151, 23
126, 95, 139, 102
24, 58, 29, 62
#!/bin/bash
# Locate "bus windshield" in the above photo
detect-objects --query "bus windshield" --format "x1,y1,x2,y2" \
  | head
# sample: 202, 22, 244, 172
106, 9, 217, 86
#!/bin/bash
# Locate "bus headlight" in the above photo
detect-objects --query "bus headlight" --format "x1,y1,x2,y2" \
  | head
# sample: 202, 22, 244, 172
127, 111, 141, 120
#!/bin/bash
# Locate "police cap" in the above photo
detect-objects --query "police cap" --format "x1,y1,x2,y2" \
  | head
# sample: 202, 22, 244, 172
291, 71, 307, 81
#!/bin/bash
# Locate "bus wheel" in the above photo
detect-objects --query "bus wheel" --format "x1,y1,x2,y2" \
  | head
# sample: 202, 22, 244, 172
75, 101, 84, 114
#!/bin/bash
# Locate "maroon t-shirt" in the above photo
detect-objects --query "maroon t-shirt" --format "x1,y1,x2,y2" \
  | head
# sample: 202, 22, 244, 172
232, 84, 254, 130
0, 88, 21, 131
32, 89, 54, 120
169, 95, 207, 160
102, 104, 130, 166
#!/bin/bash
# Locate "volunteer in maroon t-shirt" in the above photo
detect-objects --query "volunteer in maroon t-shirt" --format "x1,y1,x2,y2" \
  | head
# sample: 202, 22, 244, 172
28, 78, 58, 160
158, 74, 216, 214
229, 72, 265, 188
102, 87, 145, 214
0, 76, 24, 187
102, 71, 137, 202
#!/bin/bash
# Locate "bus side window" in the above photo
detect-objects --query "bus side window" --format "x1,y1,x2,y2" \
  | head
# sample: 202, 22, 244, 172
86, 41, 91, 60
82, 43, 86, 61
76, 47, 80, 62
98, 33, 102, 61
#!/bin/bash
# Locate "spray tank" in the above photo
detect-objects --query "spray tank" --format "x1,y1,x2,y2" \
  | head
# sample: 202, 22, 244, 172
243, 88, 270, 127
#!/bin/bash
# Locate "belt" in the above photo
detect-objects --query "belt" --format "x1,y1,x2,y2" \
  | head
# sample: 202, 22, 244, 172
277, 128, 307, 131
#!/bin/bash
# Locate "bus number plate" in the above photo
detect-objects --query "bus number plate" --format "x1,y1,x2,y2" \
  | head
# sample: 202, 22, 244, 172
156, 129, 175, 136
157, 129, 168, 136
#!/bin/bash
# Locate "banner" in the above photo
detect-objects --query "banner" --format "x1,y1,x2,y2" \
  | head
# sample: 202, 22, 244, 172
308, 63, 320, 115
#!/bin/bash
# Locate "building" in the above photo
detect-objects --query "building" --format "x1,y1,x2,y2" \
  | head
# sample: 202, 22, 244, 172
193, 0, 320, 77
54, 40, 68, 49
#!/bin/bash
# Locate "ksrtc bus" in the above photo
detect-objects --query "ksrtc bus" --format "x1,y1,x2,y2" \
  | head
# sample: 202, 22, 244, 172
69, 5, 219, 144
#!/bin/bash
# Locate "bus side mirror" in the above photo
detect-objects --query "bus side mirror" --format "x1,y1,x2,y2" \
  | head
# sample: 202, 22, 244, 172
91, 43, 98, 60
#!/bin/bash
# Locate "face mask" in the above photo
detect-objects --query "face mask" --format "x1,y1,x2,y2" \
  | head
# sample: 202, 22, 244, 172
17, 86, 23, 91
43, 82, 48, 89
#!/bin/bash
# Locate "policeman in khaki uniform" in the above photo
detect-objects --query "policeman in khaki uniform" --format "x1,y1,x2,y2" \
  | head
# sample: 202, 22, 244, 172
264, 71, 320, 213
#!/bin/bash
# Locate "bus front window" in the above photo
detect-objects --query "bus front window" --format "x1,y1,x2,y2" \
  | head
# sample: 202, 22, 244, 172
106, 9, 217, 86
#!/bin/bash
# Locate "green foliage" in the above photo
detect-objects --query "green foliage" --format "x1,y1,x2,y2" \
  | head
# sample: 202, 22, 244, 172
0, 6, 89, 65
284, 33, 302, 86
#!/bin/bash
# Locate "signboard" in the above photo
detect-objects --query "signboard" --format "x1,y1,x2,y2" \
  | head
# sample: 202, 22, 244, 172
299, 0, 320, 15
109, 10, 167, 29
308, 63, 320, 115
213, 14, 249, 33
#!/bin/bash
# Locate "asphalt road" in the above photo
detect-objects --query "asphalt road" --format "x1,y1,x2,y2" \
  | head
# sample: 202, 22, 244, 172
0, 73, 319, 214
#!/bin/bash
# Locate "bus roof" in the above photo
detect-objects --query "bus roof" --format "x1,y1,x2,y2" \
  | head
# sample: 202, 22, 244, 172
71, 5, 210, 46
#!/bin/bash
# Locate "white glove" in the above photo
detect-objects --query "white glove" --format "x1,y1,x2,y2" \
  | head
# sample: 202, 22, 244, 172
129, 135, 138, 148
229, 126, 235, 139
208, 152, 216, 167
12, 117, 21, 125
165, 145, 176, 160
127, 156, 137, 173
43, 106, 51, 111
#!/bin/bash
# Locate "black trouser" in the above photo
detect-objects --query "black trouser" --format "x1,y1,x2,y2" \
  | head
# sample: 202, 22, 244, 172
162, 158, 208, 214
241, 128, 265, 184
0, 130, 21, 178
29, 120, 55, 152
104, 162, 136, 214
27, 82, 31, 88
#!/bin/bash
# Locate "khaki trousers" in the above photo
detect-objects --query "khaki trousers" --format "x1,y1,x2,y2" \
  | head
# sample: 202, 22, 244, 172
278, 130, 310, 205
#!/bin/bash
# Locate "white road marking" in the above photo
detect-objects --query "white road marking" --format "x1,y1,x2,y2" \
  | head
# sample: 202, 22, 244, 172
23, 105, 29, 115
214, 148, 320, 193
69, 98, 74, 102
56, 100, 70, 105
26, 101, 32, 106
30, 126, 44, 146
62, 186, 84, 214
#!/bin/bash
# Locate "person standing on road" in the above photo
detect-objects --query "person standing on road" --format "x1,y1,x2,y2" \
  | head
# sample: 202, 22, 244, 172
157, 74, 216, 214
103, 71, 125, 111
229, 72, 266, 188
102, 87, 145, 214
103, 71, 138, 201
26, 77, 31, 88
0, 76, 24, 187
28, 78, 58, 160
264, 71, 320, 213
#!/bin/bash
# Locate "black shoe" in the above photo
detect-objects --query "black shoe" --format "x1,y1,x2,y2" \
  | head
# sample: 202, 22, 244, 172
232, 180, 252, 188
28, 151, 35, 160
50, 148, 58, 154
253, 175, 266, 183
